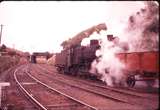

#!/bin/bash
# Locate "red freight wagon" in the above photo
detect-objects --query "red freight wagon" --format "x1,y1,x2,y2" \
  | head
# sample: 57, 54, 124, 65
116, 51, 159, 87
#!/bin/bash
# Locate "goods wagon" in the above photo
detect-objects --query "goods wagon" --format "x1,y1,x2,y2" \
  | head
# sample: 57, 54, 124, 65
116, 51, 159, 87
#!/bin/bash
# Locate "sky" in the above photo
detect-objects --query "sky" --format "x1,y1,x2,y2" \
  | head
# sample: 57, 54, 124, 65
0, 1, 146, 53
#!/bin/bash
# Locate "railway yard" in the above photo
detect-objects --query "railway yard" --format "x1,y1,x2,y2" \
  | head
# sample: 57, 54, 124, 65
0, 1, 159, 110
0, 63, 159, 110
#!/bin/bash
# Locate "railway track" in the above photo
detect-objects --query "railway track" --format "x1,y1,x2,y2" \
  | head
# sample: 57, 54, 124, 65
32, 64, 159, 110
14, 66, 48, 110
27, 64, 152, 110
14, 65, 96, 110
1, 64, 39, 110
37, 64, 159, 97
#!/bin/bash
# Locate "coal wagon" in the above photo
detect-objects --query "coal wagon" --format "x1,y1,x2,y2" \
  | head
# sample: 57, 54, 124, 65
116, 51, 159, 87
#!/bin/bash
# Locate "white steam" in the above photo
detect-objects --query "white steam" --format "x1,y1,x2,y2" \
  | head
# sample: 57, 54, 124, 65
81, 31, 101, 46
88, 30, 127, 87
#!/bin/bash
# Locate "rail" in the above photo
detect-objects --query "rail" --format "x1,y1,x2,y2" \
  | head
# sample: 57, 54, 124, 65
26, 71, 98, 110
13, 66, 48, 110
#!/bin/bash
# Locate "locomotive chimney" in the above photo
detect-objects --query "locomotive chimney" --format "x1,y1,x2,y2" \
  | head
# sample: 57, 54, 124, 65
90, 39, 99, 46
107, 34, 114, 41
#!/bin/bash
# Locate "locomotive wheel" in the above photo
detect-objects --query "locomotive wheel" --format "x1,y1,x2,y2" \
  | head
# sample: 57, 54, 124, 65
146, 80, 155, 87
126, 76, 135, 87
70, 66, 78, 76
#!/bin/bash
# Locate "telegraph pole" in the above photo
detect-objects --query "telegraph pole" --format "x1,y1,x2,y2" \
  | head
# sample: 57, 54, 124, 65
0, 24, 3, 45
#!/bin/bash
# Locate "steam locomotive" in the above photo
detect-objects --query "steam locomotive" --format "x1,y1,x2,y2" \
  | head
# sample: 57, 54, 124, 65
55, 23, 159, 87
55, 23, 107, 78
55, 39, 100, 77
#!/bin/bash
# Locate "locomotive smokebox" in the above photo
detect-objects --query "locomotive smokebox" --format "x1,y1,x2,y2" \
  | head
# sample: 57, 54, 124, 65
90, 39, 99, 46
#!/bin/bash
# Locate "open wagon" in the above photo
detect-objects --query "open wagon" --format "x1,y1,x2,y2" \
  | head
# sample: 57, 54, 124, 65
116, 51, 159, 87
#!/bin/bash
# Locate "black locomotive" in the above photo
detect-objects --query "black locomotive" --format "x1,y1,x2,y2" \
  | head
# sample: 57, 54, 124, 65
55, 23, 107, 78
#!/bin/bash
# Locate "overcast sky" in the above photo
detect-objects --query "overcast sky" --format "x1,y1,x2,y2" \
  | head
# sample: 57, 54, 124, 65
0, 1, 145, 53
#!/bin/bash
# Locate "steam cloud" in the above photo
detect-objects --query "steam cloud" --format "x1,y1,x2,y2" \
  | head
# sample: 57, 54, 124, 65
82, 1, 159, 87
89, 31, 127, 87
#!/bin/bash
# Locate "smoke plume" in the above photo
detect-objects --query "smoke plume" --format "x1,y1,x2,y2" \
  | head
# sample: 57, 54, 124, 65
126, 1, 159, 51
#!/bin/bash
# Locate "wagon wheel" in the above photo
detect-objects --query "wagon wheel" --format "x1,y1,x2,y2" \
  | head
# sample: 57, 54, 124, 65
56, 67, 61, 72
126, 76, 135, 87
